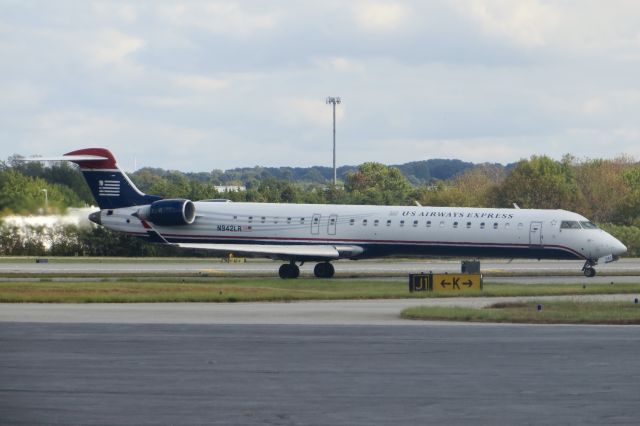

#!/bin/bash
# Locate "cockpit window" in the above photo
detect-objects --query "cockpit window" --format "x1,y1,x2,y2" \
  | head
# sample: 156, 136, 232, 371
580, 221, 598, 229
560, 221, 581, 229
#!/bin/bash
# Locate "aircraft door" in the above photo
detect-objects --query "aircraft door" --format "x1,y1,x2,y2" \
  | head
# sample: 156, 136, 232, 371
328, 214, 337, 235
529, 221, 543, 246
311, 214, 321, 235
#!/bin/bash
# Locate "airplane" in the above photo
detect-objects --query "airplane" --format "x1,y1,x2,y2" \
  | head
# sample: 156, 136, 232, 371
26, 148, 627, 279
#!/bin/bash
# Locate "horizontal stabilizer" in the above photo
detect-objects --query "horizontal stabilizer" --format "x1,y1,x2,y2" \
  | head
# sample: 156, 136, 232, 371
22, 155, 109, 162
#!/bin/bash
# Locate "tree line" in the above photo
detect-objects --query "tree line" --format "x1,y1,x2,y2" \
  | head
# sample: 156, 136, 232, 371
1, 153, 640, 256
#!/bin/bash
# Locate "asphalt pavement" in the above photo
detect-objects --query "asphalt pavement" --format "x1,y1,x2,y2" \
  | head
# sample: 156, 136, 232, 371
1, 322, 639, 425
2, 258, 640, 281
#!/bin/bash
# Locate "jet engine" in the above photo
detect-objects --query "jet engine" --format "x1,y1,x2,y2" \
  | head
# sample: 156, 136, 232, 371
136, 199, 196, 226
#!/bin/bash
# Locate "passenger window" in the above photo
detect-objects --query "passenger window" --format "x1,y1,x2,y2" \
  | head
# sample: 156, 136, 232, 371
386, 220, 392, 226
363, 219, 368, 226
440, 221, 445, 228
350, 219, 355, 226
480, 222, 485, 229
466, 222, 471, 229
493, 223, 498, 229
453, 221, 458, 228
287, 217, 292, 224
413, 220, 418, 227
400, 220, 405, 227
374, 219, 379, 226
233, 216, 237, 220
248, 216, 253, 223
300, 218, 305, 224
261, 216, 266, 223
274, 217, 279, 224
426, 221, 431, 228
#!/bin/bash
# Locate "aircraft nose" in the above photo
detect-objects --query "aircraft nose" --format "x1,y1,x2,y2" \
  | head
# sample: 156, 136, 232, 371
613, 239, 627, 256
89, 211, 102, 225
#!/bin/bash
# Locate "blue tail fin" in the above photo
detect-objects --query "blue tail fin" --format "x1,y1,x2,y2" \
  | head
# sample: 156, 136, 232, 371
64, 148, 161, 209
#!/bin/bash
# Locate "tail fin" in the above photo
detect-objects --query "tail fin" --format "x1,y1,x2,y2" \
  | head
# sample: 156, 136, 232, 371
61, 148, 161, 209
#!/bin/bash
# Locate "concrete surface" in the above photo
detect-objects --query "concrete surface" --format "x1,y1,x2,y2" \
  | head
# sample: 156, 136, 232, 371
1, 323, 639, 425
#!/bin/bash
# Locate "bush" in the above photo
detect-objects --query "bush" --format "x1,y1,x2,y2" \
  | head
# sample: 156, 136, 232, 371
599, 224, 640, 257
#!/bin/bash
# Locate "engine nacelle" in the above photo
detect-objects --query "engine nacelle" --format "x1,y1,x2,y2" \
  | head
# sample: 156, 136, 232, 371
137, 199, 196, 226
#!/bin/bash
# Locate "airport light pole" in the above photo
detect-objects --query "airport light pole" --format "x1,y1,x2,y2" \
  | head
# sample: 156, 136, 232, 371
326, 96, 341, 186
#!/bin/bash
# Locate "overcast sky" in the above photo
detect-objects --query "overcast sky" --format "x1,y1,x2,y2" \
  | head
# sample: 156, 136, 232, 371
2, 1, 640, 172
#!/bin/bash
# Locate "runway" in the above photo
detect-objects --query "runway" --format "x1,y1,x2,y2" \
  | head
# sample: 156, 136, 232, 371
2, 258, 640, 278
1, 322, 639, 425
2, 261, 640, 425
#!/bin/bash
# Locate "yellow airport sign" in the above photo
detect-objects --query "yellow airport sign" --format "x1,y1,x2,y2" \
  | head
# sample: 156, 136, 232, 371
431, 273, 482, 292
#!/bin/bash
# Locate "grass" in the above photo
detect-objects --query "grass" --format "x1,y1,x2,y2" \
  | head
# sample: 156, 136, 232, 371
1, 279, 640, 303
0, 278, 420, 303
401, 301, 640, 324
0, 256, 240, 264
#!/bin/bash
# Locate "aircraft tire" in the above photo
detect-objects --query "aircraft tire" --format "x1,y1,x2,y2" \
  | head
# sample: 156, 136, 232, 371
583, 267, 596, 278
314, 262, 335, 279
279, 263, 300, 279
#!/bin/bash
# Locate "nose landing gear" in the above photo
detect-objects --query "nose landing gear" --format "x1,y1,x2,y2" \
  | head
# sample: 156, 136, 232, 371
582, 260, 597, 278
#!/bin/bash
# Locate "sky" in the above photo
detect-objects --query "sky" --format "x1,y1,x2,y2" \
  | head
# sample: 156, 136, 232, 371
2, 1, 640, 172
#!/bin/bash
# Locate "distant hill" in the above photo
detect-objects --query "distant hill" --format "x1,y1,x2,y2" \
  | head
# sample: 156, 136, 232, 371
177, 159, 502, 186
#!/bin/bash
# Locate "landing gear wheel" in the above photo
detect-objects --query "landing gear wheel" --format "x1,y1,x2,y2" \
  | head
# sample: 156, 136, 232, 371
583, 267, 596, 278
279, 263, 300, 279
313, 262, 335, 279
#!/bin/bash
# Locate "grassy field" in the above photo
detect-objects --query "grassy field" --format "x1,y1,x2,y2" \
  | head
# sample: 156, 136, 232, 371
1, 279, 640, 303
0, 256, 231, 264
0, 279, 414, 303
401, 301, 640, 324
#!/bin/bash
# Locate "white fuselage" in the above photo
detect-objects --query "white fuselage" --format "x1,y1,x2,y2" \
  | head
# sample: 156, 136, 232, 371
98, 201, 626, 262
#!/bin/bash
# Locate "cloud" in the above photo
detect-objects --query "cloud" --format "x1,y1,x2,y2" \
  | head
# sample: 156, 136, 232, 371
354, 2, 408, 32
2, 1, 640, 171
313, 57, 365, 73
0, 81, 43, 110
173, 75, 230, 91
156, 2, 281, 39
277, 97, 345, 128
83, 29, 145, 67
460, 0, 560, 47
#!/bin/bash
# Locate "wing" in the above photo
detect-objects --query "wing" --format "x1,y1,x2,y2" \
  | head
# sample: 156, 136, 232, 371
176, 243, 363, 261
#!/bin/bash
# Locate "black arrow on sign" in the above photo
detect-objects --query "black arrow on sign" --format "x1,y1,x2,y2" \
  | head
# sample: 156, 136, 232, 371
463, 280, 473, 287
440, 280, 450, 288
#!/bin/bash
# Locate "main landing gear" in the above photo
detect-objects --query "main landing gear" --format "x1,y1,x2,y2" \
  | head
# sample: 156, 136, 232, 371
313, 262, 335, 279
582, 260, 597, 278
278, 261, 335, 279
279, 262, 300, 279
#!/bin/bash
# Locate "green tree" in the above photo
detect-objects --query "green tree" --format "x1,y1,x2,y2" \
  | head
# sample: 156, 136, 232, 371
493, 156, 585, 210
344, 162, 412, 205
0, 169, 83, 215
573, 157, 633, 223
